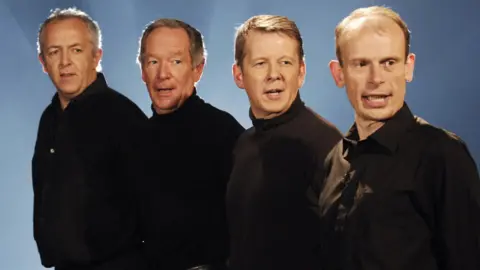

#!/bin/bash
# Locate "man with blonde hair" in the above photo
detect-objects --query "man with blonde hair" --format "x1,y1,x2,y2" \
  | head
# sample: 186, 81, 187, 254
312, 6, 480, 269
226, 14, 342, 270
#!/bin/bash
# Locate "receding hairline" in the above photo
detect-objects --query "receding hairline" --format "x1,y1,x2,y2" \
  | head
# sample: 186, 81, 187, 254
336, 14, 409, 63
340, 15, 404, 45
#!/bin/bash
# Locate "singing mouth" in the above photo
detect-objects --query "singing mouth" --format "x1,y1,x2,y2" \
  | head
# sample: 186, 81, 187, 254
264, 88, 284, 94
362, 94, 391, 100
155, 87, 174, 91
60, 73, 76, 77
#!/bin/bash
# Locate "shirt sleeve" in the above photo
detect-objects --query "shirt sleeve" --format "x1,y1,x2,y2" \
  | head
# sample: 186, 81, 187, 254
432, 137, 480, 269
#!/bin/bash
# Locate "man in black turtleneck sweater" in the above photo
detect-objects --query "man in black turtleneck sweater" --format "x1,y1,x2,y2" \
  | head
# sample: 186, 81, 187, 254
135, 19, 245, 270
226, 15, 342, 270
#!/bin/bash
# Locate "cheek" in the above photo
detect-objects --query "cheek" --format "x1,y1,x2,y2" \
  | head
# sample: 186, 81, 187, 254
344, 77, 362, 99
243, 72, 263, 89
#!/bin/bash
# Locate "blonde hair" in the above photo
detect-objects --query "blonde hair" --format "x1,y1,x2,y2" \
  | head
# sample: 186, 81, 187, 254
335, 6, 410, 65
234, 15, 304, 67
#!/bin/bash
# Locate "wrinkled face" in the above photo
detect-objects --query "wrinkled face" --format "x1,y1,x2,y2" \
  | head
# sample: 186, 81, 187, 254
233, 31, 305, 119
330, 16, 415, 127
141, 27, 204, 115
39, 18, 102, 106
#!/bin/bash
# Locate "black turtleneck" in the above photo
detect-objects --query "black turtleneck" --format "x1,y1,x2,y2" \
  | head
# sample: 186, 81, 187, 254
32, 73, 148, 269
137, 90, 245, 269
226, 94, 342, 270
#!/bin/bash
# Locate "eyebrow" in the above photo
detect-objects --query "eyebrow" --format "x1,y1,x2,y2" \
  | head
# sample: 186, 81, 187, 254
349, 56, 402, 63
250, 55, 295, 61
46, 43, 82, 50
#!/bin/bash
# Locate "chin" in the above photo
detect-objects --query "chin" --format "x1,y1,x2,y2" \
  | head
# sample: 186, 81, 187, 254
262, 103, 288, 116
363, 109, 397, 122
58, 87, 80, 95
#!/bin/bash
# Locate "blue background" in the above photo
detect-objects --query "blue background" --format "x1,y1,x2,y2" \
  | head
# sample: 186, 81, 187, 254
0, 0, 478, 269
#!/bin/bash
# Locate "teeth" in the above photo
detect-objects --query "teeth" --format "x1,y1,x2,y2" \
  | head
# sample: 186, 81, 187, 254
266, 89, 281, 94
366, 95, 387, 100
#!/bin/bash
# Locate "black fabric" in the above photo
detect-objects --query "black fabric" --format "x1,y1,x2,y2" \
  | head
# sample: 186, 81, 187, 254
315, 103, 480, 270
226, 94, 343, 270
32, 73, 148, 269
136, 90, 245, 270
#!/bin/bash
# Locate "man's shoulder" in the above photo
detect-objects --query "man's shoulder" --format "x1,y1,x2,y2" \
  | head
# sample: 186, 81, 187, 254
233, 126, 255, 145
37, 101, 56, 125
196, 99, 245, 132
96, 87, 147, 119
295, 107, 343, 154
301, 107, 343, 136
198, 100, 236, 120
412, 116, 465, 146
411, 116, 472, 160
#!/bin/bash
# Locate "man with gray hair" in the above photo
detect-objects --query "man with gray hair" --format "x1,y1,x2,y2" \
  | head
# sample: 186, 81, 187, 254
134, 18, 245, 270
32, 7, 148, 270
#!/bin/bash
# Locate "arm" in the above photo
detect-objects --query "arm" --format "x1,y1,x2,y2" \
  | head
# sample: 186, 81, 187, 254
432, 138, 480, 269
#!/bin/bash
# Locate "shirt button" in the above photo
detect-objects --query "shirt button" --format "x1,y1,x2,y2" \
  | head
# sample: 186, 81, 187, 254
50, 148, 55, 154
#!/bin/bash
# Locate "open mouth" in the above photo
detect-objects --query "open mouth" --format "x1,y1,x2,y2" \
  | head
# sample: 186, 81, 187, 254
363, 94, 389, 100
155, 87, 174, 91
264, 89, 284, 98
60, 73, 76, 78
361, 94, 391, 107
265, 89, 283, 94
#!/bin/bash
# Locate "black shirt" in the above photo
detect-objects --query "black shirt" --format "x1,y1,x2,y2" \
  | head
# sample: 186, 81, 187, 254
314, 103, 480, 270
137, 90, 245, 270
32, 73, 148, 268
227, 94, 342, 270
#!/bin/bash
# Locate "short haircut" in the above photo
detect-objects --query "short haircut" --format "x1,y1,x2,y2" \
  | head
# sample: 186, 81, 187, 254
137, 18, 206, 68
37, 7, 102, 57
335, 6, 411, 65
234, 15, 304, 67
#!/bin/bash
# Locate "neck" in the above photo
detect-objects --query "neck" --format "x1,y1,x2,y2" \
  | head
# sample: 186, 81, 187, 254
355, 117, 385, 141
251, 93, 298, 120
252, 109, 283, 120
154, 107, 177, 115
59, 97, 70, 110
154, 91, 194, 115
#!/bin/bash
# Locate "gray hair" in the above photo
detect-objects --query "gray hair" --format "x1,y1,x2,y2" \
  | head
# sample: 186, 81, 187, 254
137, 18, 207, 68
37, 7, 102, 70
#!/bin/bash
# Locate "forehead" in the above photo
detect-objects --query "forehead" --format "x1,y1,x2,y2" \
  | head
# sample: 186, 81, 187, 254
244, 30, 298, 59
340, 16, 406, 60
43, 18, 91, 44
145, 27, 190, 54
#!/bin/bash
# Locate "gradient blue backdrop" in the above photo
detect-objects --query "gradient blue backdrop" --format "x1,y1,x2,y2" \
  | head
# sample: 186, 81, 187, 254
1, 0, 479, 269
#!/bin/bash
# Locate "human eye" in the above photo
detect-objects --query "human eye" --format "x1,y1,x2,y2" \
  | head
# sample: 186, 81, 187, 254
383, 59, 397, 68
147, 59, 158, 65
354, 60, 368, 68
47, 49, 59, 57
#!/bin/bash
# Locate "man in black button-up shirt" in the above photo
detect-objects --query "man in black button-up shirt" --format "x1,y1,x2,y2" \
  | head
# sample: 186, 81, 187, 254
33, 8, 147, 270
312, 6, 480, 270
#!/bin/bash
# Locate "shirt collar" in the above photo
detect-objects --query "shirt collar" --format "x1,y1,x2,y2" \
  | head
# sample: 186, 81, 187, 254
150, 88, 201, 120
343, 102, 416, 155
51, 72, 109, 111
